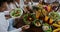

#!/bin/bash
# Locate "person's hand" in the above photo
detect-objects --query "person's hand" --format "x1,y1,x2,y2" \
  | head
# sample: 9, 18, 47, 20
21, 25, 30, 31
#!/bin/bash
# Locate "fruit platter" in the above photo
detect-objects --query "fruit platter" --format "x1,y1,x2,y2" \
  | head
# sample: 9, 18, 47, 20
12, 2, 60, 32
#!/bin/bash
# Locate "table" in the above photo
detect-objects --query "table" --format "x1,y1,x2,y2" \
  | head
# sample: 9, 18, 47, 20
13, 18, 43, 32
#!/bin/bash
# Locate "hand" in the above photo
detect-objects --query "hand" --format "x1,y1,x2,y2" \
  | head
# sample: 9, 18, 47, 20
21, 25, 30, 31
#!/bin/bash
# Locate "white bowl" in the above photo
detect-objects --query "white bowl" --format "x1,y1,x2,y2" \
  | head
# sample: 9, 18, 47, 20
10, 8, 23, 19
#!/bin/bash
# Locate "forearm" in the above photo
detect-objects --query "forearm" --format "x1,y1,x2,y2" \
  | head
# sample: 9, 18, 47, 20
9, 28, 22, 32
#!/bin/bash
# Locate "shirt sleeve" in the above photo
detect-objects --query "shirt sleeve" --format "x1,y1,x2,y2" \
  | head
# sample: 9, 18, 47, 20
20, 0, 24, 9
9, 28, 22, 32
0, 13, 9, 32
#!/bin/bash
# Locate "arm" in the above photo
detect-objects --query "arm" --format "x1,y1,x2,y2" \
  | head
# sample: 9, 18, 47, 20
7, 18, 22, 32
7, 18, 30, 32
9, 28, 22, 32
8, 25, 30, 32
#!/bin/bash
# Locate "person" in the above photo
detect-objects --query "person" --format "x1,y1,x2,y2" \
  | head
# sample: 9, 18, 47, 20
51, 1, 59, 11
15, 0, 20, 8
0, 11, 30, 32
7, 0, 24, 11
0, 0, 30, 32
44, 0, 56, 3
0, 0, 8, 12
7, 0, 17, 11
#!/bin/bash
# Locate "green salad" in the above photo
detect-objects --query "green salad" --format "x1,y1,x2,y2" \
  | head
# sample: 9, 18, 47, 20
33, 20, 43, 27
23, 13, 36, 25
10, 8, 22, 18
42, 23, 52, 32
49, 11, 60, 21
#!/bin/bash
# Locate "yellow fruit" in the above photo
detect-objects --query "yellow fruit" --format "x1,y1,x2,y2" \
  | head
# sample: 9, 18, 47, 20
58, 21, 60, 25
36, 11, 40, 19
52, 23, 60, 28
49, 18, 53, 24
45, 16, 49, 21
53, 28, 60, 32
42, 9, 48, 16
58, 22, 60, 25
47, 5, 51, 12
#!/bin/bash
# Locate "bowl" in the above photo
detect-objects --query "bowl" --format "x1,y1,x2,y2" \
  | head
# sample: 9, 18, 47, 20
10, 8, 23, 18
23, 13, 36, 25
33, 19, 43, 27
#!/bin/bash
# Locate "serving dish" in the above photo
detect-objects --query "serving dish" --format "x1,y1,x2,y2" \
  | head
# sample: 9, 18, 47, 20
10, 8, 23, 18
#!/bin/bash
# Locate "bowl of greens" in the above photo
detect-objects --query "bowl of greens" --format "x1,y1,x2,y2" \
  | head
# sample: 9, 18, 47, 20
33, 19, 43, 27
23, 13, 36, 25
42, 23, 52, 32
10, 8, 23, 18
49, 11, 60, 21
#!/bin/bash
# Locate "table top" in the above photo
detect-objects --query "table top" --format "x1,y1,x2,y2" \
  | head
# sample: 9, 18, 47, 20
13, 18, 43, 32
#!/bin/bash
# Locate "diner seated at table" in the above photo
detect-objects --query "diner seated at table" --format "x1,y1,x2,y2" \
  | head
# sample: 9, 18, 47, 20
0, 0, 24, 11
0, 8, 30, 32
7, 0, 22, 11
0, 0, 30, 32
0, 0, 8, 12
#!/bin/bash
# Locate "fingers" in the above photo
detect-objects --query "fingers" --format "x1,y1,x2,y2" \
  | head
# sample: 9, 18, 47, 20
24, 25, 30, 29
21, 25, 30, 30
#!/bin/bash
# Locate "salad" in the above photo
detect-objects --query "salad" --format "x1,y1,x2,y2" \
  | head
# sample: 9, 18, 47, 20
10, 8, 23, 18
42, 23, 52, 32
33, 20, 43, 27
23, 13, 36, 25
49, 11, 60, 21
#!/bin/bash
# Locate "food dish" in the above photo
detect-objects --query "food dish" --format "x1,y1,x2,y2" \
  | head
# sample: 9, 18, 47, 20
23, 13, 36, 25
10, 8, 23, 18
42, 23, 52, 32
49, 11, 60, 21
33, 20, 42, 27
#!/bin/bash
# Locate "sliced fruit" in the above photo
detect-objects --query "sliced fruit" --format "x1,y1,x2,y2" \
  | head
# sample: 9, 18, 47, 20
58, 21, 60, 25
45, 16, 49, 22
49, 18, 53, 24
47, 5, 51, 12
36, 11, 40, 19
53, 28, 60, 32
52, 23, 60, 28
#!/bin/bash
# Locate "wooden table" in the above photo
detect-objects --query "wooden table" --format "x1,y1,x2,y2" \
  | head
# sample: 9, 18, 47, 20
13, 18, 43, 32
